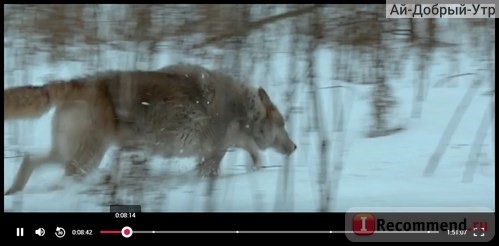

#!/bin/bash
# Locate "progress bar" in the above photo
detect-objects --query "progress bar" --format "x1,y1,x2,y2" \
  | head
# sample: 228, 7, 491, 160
101, 228, 440, 237
133, 231, 439, 234
135, 231, 334, 234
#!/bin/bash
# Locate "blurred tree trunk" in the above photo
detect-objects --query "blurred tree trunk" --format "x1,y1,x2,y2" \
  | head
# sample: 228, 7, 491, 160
274, 6, 300, 211
369, 6, 396, 138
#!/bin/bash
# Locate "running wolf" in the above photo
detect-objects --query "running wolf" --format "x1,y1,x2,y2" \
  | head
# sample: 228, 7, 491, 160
4, 64, 296, 195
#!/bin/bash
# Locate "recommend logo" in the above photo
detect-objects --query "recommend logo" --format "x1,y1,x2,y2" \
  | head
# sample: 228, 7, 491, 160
352, 213, 472, 235
346, 209, 494, 242
353, 214, 375, 235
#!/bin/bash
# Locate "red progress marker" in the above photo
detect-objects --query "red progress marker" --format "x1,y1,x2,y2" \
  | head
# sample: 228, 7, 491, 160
121, 226, 133, 238
100, 230, 121, 235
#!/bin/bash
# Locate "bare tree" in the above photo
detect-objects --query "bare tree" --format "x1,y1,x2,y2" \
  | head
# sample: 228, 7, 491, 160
274, 6, 301, 211
368, 7, 397, 138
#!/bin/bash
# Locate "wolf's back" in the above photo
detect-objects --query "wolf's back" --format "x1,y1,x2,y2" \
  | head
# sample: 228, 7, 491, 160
4, 81, 90, 120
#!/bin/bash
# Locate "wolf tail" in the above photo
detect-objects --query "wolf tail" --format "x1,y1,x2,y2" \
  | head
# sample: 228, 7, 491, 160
4, 81, 90, 120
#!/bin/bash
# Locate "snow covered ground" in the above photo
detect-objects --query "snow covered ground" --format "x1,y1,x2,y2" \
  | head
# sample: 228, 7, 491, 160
3, 22, 495, 212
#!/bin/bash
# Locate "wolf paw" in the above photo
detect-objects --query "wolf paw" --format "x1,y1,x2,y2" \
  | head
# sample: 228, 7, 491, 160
249, 165, 260, 172
4, 188, 19, 196
48, 184, 64, 192
197, 168, 219, 178
247, 161, 261, 172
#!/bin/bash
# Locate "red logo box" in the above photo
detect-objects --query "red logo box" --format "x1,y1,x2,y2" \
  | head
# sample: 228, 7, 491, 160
353, 214, 375, 235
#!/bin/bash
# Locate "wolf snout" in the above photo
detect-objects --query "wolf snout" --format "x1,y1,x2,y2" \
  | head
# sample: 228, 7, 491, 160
290, 142, 297, 154
283, 141, 297, 155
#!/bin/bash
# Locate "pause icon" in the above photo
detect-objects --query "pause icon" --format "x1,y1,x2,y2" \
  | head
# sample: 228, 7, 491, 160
16, 228, 24, 237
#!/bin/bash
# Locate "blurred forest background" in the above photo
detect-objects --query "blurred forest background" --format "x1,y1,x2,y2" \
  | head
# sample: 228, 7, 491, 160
4, 4, 495, 212
4, 4, 494, 134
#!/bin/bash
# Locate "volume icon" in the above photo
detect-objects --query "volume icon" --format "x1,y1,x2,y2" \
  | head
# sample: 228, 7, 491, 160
35, 228, 45, 236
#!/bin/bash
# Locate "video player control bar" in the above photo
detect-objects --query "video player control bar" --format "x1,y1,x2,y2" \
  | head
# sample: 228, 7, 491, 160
101, 227, 440, 238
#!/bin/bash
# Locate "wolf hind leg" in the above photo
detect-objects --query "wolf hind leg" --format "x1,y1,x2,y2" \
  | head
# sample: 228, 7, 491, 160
5, 151, 59, 195
52, 101, 108, 180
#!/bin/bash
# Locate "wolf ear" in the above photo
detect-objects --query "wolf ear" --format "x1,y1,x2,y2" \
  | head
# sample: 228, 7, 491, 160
258, 87, 274, 118
258, 87, 272, 107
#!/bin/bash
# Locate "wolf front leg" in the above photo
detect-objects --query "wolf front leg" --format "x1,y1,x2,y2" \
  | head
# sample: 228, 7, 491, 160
244, 139, 261, 171
63, 135, 106, 179
197, 150, 226, 177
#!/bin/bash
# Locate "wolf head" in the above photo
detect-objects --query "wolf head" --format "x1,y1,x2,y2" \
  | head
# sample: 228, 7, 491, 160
249, 87, 296, 155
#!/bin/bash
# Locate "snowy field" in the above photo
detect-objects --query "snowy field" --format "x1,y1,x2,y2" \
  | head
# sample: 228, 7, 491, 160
3, 19, 495, 212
